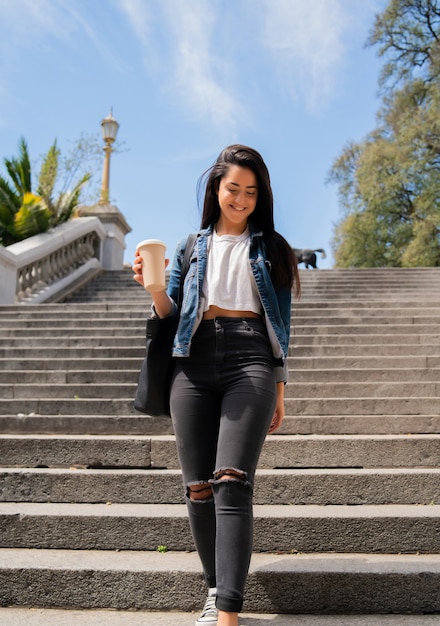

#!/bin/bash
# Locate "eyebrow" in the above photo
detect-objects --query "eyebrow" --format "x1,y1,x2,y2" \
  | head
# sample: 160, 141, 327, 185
227, 181, 258, 189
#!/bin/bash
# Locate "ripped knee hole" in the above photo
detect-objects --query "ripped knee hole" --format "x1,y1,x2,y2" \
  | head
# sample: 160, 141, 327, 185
215, 469, 246, 481
187, 483, 212, 501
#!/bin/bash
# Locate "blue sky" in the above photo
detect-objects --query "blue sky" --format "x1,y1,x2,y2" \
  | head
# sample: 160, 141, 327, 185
0, 0, 387, 269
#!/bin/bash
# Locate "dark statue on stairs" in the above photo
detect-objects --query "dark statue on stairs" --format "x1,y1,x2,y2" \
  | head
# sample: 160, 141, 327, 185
293, 248, 326, 269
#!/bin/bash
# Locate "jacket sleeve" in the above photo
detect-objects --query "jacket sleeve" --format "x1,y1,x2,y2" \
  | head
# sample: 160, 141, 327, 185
150, 238, 185, 318
275, 285, 292, 384
166, 237, 187, 311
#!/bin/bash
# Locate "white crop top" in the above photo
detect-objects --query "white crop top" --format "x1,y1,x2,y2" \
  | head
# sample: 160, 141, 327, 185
201, 227, 262, 314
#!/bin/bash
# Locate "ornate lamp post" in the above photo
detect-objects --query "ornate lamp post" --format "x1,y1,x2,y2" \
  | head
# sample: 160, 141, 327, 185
99, 109, 119, 204
77, 109, 130, 270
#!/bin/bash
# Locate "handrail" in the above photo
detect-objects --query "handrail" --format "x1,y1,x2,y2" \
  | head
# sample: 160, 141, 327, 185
0, 217, 106, 305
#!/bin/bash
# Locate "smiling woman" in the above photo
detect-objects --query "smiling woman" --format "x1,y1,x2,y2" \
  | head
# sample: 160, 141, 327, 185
133, 144, 300, 626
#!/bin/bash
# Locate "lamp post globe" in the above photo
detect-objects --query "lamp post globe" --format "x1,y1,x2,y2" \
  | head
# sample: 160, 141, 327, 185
101, 110, 119, 144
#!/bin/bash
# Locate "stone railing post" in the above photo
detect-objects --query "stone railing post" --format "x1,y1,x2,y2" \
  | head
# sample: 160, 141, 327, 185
0, 247, 18, 304
76, 202, 131, 270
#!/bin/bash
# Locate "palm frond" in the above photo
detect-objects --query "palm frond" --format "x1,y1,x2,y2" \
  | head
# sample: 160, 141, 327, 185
4, 137, 32, 196
11, 193, 50, 239
52, 171, 91, 225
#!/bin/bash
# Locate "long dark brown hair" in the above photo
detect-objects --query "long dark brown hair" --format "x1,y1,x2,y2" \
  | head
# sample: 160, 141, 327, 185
197, 144, 300, 297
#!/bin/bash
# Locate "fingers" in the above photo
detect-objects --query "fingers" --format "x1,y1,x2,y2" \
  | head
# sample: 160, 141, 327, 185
132, 253, 168, 287
132, 254, 144, 284
268, 414, 279, 434
268, 407, 284, 434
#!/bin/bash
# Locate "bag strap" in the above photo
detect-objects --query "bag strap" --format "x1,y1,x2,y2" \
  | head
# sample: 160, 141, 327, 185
177, 233, 197, 310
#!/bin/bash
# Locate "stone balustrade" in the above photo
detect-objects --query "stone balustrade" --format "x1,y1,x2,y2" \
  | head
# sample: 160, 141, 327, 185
0, 217, 107, 305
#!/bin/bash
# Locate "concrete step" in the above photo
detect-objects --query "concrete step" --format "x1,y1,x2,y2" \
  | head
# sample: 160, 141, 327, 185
2, 313, 440, 326
1, 357, 142, 371
0, 308, 440, 328
285, 396, 440, 415
0, 327, 144, 338
4, 304, 437, 314
1, 503, 439, 553
2, 299, 440, 312
1, 383, 136, 399
2, 412, 439, 436
5, 380, 440, 401
294, 300, 440, 309
286, 381, 440, 398
290, 344, 440, 356
289, 355, 440, 369
0, 313, 145, 324
2, 467, 438, 505
3, 343, 439, 360
293, 320, 440, 330
5, 330, 440, 346
290, 368, 440, 382
2, 394, 440, 417
1, 548, 439, 613
293, 322, 440, 333
291, 308, 440, 316
3, 337, 144, 348
0, 398, 137, 416
2, 609, 436, 626
1, 434, 440, 469
4, 367, 440, 386
0, 414, 173, 435
3, 332, 439, 349
0, 370, 138, 385
0, 347, 144, 359
278, 414, 440, 435
294, 334, 440, 345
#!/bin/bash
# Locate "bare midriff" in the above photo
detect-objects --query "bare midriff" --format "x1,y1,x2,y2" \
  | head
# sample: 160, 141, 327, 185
202, 305, 262, 320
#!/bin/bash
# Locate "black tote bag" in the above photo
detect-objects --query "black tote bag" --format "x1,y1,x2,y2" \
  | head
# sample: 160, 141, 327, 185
133, 234, 196, 416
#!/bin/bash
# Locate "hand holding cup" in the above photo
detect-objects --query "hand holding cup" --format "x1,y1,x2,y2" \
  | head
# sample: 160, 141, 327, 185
133, 239, 169, 292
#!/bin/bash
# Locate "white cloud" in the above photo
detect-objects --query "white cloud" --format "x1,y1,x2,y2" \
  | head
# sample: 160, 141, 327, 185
260, 0, 351, 113
115, 0, 247, 134
165, 2, 245, 129
0, 0, 380, 133
115, 0, 372, 127
114, 0, 151, 46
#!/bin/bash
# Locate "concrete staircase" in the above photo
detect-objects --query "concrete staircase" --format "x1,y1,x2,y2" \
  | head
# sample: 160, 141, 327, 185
1, 267, 440, 618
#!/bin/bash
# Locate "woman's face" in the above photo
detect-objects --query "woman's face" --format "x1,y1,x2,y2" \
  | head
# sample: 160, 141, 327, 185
216, 165, 258, 233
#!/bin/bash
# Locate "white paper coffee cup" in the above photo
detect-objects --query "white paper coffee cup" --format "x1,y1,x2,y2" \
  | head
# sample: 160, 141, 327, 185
137, 239, 166, 292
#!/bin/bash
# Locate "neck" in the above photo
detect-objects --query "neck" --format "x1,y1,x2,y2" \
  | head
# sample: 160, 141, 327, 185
215, 219, 249, 237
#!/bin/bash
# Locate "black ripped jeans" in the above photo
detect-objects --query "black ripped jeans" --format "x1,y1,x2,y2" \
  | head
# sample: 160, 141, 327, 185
170, 317, 277, 613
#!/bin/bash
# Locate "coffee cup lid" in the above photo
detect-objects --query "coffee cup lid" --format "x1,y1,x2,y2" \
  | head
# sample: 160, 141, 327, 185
136, 239, 166, 248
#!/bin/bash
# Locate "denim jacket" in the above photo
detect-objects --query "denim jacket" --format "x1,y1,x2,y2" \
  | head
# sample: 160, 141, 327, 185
164, 224, 292, 383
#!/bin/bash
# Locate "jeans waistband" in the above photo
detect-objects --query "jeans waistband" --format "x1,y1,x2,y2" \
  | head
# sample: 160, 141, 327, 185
199, 317, 265, 328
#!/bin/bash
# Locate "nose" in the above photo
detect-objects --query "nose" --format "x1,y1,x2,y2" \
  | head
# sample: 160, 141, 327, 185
234, 190, 246, 206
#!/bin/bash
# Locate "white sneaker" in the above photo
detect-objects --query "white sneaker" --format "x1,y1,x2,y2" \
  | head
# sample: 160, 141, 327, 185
195, 587, 218, 624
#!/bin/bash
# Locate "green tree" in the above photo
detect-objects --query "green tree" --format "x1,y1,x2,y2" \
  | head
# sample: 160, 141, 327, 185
329, 0, 440, 268
0, 137, 93, 246
37, 139, 91, 227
